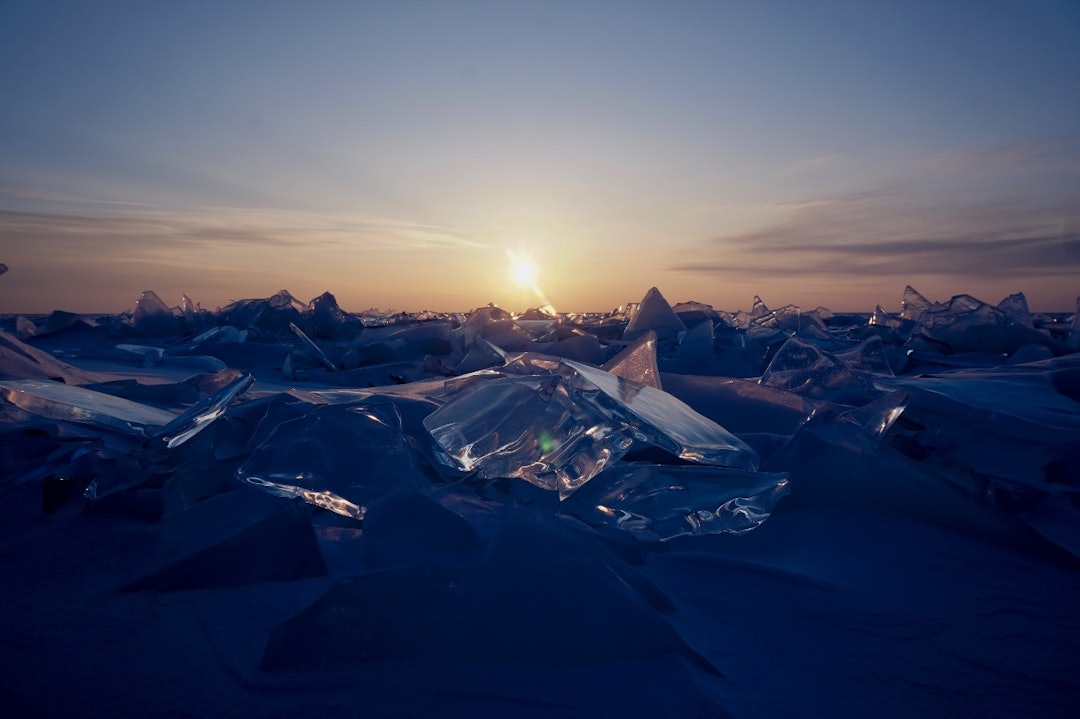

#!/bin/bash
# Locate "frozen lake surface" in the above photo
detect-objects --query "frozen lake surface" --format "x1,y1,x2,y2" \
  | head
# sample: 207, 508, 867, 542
1, 286, 1078, 717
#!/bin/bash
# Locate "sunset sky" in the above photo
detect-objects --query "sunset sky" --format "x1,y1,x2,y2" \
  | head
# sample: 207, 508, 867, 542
1, 1, 1078, 314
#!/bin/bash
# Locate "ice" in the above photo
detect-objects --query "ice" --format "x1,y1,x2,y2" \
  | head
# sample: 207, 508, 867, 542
564, 463, 790, 541
0, 329, 100, 384
760, 336, 874, 400
425, 353, 758, 498
288, 321, 336, 371
423, 374, 636, 497
1070, 297, 1080, 349
154, 370, 254, 449
15, 316, 36, 340
674, 317, 715, 361
911, 290, 1060, 356
4, 283, 1080, 717
125, 493, 327, 592
309, 290, 361, 338
899, 284, 933, 320
218, 289, 306, 337
132, 289, 179, 336
997, 292, 1033, 328
601, 330, 662, 389
260, 512, 716, 670
623, 286, 686, 342
238, 401, 420, 519
0, 378, 178, 436
834, 336, 894, 375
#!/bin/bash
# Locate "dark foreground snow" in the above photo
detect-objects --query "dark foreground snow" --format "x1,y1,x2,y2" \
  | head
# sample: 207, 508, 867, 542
1, 286, 1078, 718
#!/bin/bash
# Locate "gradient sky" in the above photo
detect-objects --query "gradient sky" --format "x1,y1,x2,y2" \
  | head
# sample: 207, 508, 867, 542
1, 0, 1078, 314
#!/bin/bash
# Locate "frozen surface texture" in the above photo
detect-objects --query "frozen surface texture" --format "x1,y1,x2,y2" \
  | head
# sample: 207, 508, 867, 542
1, 284, 1079, 718
564, 463, 790, 541
424, 352, 759, 498
239, 402, 418, 519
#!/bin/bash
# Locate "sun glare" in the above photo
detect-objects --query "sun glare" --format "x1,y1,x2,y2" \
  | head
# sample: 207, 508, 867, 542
504, 248, 557, 314
509, 252, 538, 288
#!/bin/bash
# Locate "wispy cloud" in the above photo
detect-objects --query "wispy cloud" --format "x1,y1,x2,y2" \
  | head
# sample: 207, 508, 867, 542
0, 205, 486, 258
671, 187, 1080, 280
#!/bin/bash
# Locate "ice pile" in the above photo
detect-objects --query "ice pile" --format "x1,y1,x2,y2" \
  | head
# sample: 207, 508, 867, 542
2, 283, 1079, 681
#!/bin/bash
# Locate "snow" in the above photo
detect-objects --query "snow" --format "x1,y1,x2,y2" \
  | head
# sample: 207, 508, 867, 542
1, 286, 1079, 717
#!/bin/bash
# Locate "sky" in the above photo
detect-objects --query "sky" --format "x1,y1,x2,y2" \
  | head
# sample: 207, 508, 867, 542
1, 0, 1078, 314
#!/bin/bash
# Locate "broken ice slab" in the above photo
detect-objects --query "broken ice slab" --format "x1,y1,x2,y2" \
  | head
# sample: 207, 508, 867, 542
238, 401, 419, 520
133, 290, 179, 336
0, 372, 253, 449
0, 379, 178, 437
601, 330, 662, 389
562, 359, 758, 468
288, 322, 336, 371
425, 355, 759, 498
760, 336, 874, 400
155, 371, 255, 449
423, 375, 637, 498
565, 463, 789, 541
623, 287, 686, 342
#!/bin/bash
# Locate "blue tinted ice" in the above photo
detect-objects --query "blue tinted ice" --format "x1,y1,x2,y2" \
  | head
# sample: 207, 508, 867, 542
133, 289, 179, 336
238, 401, 418, 519
423, 375, 635, 497
156, 371, 255, 448
566, 463, 790, 541
760, 336, 872, 399
0, 379, 177, 436
424, 355, 758, 498
601, 330, 662, 389
0, 372, 252, 448
623, 287, 686, 342
289, 322, 336, 371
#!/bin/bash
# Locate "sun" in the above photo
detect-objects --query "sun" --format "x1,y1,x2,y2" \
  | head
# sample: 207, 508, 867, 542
508, 251, 539, 288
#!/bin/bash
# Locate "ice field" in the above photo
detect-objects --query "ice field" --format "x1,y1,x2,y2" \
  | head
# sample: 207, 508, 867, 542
1, 284, 1078, 717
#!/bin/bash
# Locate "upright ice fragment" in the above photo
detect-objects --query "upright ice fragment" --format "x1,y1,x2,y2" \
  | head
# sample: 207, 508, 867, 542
238, 401, 418, 519
155, 371, 255, 448
133, 290, 178, 336
424, 356, 758, 498
623, 287, 686, 342
601, 330, 662, 389
562, 359, 758, 468
289, 322, 336, 371
423, 375, 635, 497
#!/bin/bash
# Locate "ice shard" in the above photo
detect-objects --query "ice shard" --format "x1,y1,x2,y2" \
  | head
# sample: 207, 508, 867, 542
997, 292, 1033, 328
133, 290, 179, 336
760, 336, 873, 399
674, 319, 715, 361
834, 336, 894, 375
623, 287, 686, 342
424, 355, 758, 498
0, 379, 178, 437
601, 330, 662, 389
238, 401, 418, 519
565, 463, 790, 541
423, 374, 636, 498
0, 368, 252, 449
289, 322, 336, 371
900, 285, 932, 320
154, 371, 254, 449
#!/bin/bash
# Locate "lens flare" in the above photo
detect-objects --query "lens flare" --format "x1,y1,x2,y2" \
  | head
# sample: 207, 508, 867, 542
510, 255, 538, 287
505, 249, 556, 314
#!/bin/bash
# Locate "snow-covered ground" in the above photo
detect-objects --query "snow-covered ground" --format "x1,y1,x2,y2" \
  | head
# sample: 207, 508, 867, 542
1, 286, 1078, 718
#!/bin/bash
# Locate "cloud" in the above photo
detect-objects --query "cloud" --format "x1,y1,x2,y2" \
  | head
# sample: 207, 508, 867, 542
671, 188, 1080, 280
0, 206, 486, 260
